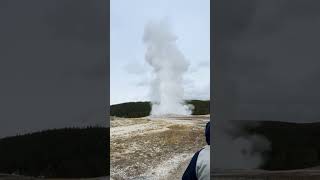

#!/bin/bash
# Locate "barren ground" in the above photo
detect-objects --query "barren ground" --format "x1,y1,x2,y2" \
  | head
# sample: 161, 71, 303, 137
110, 115, 209, 180
212, 168, 320, 180
0, 174, 109, 180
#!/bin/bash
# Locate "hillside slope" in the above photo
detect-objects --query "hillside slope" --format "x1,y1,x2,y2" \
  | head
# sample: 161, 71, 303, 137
0, 127, 109, 178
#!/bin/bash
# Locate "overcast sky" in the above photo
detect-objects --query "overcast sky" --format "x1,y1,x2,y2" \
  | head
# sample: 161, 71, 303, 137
214, 0, 320, 122
110, 0, 210, 105
0, 0, 107, 138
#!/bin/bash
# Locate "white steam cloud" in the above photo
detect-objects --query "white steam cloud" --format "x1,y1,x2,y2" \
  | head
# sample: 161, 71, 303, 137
143, 20, 192, 116
213, 120, 271, 170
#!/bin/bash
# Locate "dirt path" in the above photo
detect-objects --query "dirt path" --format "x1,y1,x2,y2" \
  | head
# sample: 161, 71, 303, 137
110, 115, 209, 180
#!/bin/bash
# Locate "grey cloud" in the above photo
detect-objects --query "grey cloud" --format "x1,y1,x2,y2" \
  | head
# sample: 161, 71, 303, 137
45, 0, 106, 47
0, 0, 107, 138
124, 62, 148, 75
213, 0, 320, 170
136, 78, 151, 87
197, 60, 210, 68
187, 60, 209, 74
215, 0, 320, 122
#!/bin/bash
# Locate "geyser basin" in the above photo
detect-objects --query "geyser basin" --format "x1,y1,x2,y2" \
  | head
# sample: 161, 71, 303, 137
143, 19, 192, 116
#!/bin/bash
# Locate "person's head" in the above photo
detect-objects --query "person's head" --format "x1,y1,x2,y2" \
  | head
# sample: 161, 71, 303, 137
205, 121, 210, 145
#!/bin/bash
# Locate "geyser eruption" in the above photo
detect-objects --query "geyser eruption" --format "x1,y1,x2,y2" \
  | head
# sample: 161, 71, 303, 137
143, 20, 192, 116
213, 120, 271, 169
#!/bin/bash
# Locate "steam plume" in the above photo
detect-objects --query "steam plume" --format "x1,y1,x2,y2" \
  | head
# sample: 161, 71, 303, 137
213, 120, 271, 169
143, 20, 192, 116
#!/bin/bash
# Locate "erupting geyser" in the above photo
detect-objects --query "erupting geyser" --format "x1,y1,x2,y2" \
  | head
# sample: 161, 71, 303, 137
143, 20, 192, 116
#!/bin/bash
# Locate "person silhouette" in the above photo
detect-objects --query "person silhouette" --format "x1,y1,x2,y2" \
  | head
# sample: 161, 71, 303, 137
182, 121, 210, 180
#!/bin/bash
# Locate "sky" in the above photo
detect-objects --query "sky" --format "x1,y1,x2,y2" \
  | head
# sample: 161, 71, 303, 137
212, 0, 320, 170
214, 0, 320, 122
0, 0, 107, 138
110, 0, 210, 105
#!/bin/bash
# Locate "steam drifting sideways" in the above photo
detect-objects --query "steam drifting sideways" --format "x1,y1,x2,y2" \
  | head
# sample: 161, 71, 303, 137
213, 121, 271, 169
143, 20, 193, 116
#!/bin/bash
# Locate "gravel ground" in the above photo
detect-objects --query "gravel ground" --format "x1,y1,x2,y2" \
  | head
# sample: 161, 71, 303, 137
0, 174, 109, 180
110, 115, 209, 180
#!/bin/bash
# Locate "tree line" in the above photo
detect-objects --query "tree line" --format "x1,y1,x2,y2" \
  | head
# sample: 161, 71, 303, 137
110, 100, 210, 118
239, 120, 320, 170
0, 127, 109, 178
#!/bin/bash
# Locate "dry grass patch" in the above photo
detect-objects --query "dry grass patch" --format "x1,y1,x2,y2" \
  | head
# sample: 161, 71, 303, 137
111, 123, 206, 179
111, 118, 150, 128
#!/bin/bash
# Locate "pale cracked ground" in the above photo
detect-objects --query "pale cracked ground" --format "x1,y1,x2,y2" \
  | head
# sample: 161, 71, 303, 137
110, 115, 210, 180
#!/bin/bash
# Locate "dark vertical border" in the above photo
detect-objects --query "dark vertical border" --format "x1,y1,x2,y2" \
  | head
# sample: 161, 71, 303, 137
105, 1, 110, 127
210, 0, 214, 177
106, 0, 111, 177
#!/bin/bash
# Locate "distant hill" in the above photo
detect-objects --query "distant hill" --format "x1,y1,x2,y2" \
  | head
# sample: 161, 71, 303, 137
232, 120, 320, 170
110, 100, 210, 118
0, 127, 109, 178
